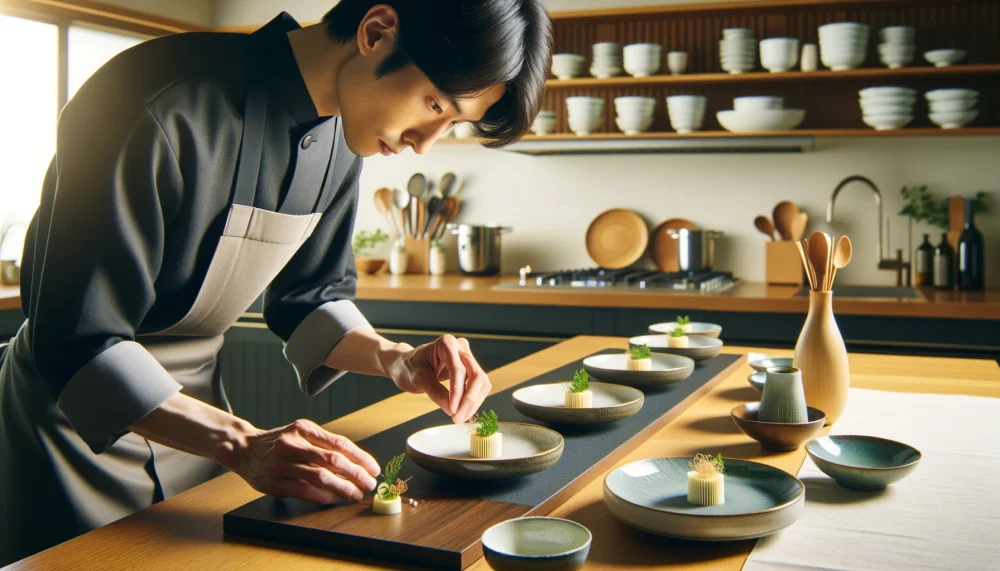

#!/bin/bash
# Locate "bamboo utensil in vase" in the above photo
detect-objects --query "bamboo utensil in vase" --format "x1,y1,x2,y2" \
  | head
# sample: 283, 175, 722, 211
793, 232, 851, 425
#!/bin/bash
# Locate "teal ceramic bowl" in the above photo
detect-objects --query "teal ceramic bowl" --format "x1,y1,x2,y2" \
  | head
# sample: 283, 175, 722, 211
806, 435, 922, 491
748, 371, 766, 392
749, 357, 794, 372
481, 517, 592, 571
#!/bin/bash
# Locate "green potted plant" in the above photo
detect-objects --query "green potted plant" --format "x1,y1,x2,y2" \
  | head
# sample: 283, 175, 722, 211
352, 229, 390, 275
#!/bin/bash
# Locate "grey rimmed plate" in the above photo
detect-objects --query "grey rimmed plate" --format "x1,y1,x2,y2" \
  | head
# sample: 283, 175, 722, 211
648, 322, 723, 338
629, 334, 723, 361
582, 353, 695, 387
748, 357, 794, 372
512, 382, 644, 425
603, 457, 805, 541
748, 371, 765, 392
406, 422, 563, 480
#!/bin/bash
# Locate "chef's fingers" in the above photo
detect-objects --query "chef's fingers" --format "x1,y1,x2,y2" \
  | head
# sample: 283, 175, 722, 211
273, 478, 339, 505
281, 464, 364, 502
454, 353, 491, 423
291, 443, 378, 492
437, 335, 467, 416
292, 419, 381, 478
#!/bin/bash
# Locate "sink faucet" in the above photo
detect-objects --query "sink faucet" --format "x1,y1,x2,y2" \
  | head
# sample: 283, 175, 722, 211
827, 175, 911, 287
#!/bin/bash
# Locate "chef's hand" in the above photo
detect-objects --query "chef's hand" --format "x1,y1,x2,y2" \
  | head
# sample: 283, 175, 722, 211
392, 334, 492, 424
234, 419, 380, 504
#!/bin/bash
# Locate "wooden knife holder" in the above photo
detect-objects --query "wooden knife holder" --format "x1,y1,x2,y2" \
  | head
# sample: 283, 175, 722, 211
404, 237, 430, 275
766, 241, 806, 286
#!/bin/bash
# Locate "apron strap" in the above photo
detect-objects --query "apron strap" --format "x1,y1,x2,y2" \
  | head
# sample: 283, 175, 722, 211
232, 56, 269, 208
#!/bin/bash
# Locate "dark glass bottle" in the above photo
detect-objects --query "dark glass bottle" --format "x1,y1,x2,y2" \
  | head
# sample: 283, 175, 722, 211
933, 233, 954, 290
958, 199, 985, 291
914, 234, 933, 286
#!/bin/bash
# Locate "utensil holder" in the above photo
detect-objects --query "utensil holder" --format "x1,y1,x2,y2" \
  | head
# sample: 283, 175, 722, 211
759, 366, 808, 423
766, 241, 806, 285
403, 237, 430, 275
793, 291, 850, 425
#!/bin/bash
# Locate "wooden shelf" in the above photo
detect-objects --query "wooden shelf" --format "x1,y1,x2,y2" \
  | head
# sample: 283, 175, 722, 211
545, 64, 1000, 88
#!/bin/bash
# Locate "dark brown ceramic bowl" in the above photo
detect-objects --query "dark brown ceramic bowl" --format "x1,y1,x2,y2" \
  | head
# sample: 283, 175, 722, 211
731, 403, 827, 452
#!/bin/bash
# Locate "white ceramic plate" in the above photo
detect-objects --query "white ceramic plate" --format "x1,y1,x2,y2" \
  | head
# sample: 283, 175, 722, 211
406, 422, 564, 480
717, 109, 806, 133
648, 322, 722, 338
629, 334, 724, 361
582, 353, 695, 386
512, 382, 644, 425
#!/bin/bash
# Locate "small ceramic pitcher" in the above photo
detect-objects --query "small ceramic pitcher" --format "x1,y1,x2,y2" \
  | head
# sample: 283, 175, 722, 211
759, 366, 808, 423
389, 240, 408, 275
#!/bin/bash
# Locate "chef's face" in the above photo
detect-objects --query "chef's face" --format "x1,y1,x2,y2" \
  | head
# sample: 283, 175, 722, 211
336, 8, 506, 157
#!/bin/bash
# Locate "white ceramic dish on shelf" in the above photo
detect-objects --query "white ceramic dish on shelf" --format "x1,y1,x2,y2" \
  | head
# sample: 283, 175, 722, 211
924, 49, 967, 67
878, 43, 915, 68
717, 109, 806, 133
927, 99, 977, 113
551, 53, 585, 79
734, 96, 784, 111
862, 113, 913, 131
760, 38, 799, 72
924, 88, 978, 102
929, 110, 978, 129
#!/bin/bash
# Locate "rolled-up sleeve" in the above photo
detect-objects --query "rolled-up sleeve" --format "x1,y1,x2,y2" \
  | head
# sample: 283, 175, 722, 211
22, 97, 182, 453
263, 151, 373, 397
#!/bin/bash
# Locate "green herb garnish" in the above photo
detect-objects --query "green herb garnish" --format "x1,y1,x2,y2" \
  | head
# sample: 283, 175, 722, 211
670, 327, 686, 338
378, 453, 410, 500
352, 229, 390, 257
474, 409, 499, 437
629, 344, 652, 360
568, 369, 590, 393
676, 315, 691, 325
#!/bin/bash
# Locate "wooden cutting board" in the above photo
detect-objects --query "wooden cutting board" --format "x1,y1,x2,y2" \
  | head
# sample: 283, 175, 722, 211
225, 351, 745, 570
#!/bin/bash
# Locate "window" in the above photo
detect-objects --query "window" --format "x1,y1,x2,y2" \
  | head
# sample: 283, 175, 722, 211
0, 12, 149, 229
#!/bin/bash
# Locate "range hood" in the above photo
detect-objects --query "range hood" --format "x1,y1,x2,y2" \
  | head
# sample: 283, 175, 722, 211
501, 134, 814, 155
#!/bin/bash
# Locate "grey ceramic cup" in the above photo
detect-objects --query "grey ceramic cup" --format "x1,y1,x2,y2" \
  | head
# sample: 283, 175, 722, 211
759, 366, 808, 423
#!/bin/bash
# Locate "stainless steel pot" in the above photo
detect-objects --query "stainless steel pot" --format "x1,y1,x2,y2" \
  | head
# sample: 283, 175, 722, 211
666, 228, 724, 272
448, 224, 512, 276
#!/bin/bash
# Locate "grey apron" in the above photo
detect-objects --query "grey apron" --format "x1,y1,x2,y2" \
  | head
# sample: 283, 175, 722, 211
0, 53, 337, 564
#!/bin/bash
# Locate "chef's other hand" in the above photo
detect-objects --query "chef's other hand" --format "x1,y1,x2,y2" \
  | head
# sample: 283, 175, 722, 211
393, 334, 491, 424
234, 419, 380, 504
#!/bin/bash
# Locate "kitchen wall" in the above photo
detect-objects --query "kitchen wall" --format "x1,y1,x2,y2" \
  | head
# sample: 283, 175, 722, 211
218, 0, 999, 287
102, 0, 214, 27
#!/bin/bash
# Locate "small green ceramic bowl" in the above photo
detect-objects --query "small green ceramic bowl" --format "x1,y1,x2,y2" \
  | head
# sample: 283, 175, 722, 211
806, 435, 922, 491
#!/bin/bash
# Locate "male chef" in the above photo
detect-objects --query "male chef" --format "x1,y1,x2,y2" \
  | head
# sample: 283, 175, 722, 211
0, 0, 551, 564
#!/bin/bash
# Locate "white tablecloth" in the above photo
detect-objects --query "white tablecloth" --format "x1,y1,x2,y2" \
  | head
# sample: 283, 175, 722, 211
743, 388, 1000, 571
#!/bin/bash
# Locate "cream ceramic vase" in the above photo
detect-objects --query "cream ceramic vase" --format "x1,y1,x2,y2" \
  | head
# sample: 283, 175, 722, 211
793, 291, 850, 425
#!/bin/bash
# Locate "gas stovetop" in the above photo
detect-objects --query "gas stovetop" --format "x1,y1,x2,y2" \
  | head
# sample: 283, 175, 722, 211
495, 268, 740, 294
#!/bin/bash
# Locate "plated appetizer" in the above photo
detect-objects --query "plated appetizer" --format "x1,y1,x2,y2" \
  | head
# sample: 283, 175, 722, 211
373, 453, 411, 515
667, 327, 689, 348
627, 344, 652, 371
469, 410, 502, 459
687, 453, 725, 506
564, 368, 593, 408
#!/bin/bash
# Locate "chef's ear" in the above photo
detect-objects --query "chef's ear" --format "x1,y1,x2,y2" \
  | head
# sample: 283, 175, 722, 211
357, 5, 399, 56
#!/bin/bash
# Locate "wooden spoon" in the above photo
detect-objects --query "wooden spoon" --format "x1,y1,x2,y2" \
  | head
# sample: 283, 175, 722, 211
439, 172, 458, 198
772, 201, 800, 241
373, 187, 400, 237
807, 232, 832, 292
754, 216, 776, 241
829, 235, 852, 288
791, 211, 808, 242
794, 240, 815, 290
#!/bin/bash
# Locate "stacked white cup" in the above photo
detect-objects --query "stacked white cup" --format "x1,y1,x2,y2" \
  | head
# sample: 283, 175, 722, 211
926, 89, 979, 129
858, 86, 917, 131
623, 43, 662, 77
819, 22, 870, 70
566, 96, 604, 135
760, 38, 800, 72
551, 53, 586, 80
530, 110, 557, 135
720, 28, 757, 74
591, 42, 623, 78
614, 96, 656, 135
666, 95, 708, 134
878, 26, 916, 69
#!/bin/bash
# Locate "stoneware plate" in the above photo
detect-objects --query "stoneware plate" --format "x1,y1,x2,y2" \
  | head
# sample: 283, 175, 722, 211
481, 517, 592, 571
513, 382, 644, 425
406, 422, 564, 480
748, 371, 766, 392
748, 357, 794, 372
731, 403, 827, 452
648, 321, 723, 338
806, 435, 922, 491
585, 208, 648, 270
582, 353, 695, 387
629, 334, 723, 361
604, 457, 804, 541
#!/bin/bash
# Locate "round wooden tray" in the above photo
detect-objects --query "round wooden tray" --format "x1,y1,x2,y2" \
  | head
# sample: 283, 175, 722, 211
585, 208, 648, 269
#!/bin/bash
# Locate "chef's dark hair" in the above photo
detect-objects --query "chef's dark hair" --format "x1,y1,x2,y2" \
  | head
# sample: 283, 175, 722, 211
323, 0, 551, 148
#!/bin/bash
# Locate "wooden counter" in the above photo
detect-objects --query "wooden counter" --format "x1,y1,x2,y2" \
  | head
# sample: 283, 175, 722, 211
7, 337, 998, 571
355, 274, 1000, 320
0, 286, 20, 312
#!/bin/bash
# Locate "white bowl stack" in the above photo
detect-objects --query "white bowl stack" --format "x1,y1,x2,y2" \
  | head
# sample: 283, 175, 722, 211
615, 96, 656, 135
717, 96, 805, 132
551, 53, 586, 80
566, 96, 605, 135
760, 38, 800, 72
819, 22, 870, 71
720, 28, 757, 74
858, 86, 916, 131
530, 110, 557, 135
591, 42, 623, 78
623, 43, 662, 77
926, 89, 979, 129
666, 95, 708, 134
878, 26, 916, 69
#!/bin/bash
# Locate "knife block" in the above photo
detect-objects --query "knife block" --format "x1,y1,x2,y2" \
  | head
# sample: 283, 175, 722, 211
404, 237, 430, 275
766, 241, 806, 286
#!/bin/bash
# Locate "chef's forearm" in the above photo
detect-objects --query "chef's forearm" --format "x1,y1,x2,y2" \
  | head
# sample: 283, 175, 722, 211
130, 392, 256, 471
323, 327, 412, 380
